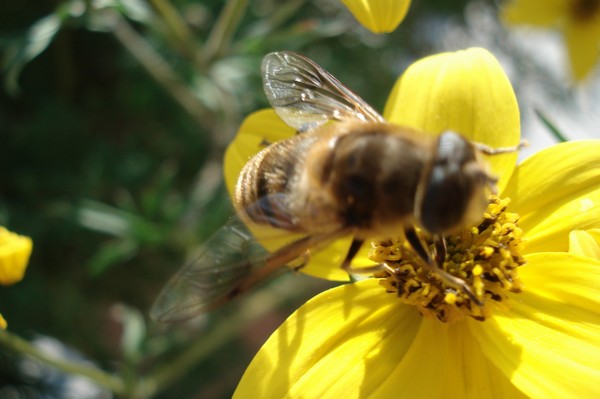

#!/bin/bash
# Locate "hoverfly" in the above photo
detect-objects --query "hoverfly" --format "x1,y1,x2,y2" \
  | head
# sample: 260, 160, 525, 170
150, 51, 522, 322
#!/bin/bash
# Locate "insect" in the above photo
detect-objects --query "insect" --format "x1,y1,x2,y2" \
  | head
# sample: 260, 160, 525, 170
150, 51, 523, 323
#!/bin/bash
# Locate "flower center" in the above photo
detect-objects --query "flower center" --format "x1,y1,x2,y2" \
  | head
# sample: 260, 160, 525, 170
369, 196, 525, 323
571, 0, 600, 22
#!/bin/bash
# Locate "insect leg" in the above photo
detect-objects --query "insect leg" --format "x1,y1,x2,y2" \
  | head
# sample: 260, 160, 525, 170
403, 227, 432, 265
404, 227, 483, 305
340, 238, 364, 273
433, 234, 447, 266
473, 140, 528, 155
340, 238, 385, 275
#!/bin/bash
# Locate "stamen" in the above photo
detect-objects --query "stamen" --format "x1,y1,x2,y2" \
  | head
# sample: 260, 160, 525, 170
370, 196, 525, 323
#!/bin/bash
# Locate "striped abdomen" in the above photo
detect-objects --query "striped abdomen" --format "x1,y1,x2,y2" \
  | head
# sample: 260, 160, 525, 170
233, 132, 319, 231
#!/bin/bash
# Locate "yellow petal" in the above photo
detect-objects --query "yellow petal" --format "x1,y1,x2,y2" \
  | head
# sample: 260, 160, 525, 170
501, 0, 566, 27
234, 280, 423, 398
341, 0, 411, 34
564, 18, 600, 81
383, 48, 521, 192
0, 314, 6, 329
0, 227, 32, 285
518, 252, 600, 313
373, 320, 527, 398
569, 229, 600, 258
521, 190, 600, 254
502, 140, 600, 254
446, 323, 529, 399
302, 235, 374, 281
471, 253, 600, 398
236, 279, 527, 398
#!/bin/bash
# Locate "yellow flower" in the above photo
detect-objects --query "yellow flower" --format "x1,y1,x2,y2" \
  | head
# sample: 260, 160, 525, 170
0, 227, 33, 329
0, 227, 32, 285
502, 0, 600, 81
341, 0, 412, 33
229, 49, 600, 398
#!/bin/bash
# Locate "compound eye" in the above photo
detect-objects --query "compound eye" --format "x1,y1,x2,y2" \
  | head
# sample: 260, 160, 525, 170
418, 163, 474, 234
417, 132, 481, 234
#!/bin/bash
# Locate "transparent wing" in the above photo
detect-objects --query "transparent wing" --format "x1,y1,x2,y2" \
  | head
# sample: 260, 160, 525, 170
150, 215, 272, 323
262, 51, 385, 132
150, 212, 346, 323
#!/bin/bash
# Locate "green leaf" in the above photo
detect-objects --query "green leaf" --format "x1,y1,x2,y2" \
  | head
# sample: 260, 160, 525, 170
77, 201, 133, 238
87, 239, 139, 275
115, 304, 146, 362
534, 108, 569, 142
3, 14, 62, 96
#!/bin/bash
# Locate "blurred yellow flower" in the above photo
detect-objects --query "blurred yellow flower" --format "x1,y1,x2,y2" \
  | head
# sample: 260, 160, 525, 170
502, 0, 600, 80
0, 227, 32, 329
230, 49, 600, 398
341, 0, 412, 33
0, 227, 32, 285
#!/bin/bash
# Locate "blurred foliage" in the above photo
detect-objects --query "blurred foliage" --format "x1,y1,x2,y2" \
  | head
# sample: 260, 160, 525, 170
2, 0, 576, 397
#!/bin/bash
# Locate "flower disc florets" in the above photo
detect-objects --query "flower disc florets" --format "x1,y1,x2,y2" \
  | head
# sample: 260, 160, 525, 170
370, 196, 525, 323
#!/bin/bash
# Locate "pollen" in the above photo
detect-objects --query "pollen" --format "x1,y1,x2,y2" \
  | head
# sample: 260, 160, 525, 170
370, 196, 525, 323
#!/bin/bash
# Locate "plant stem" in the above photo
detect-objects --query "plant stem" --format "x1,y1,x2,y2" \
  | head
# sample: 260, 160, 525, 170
141, 273, 330, 397
110, 13, 214, 132
202, 0, 249, 63
264, 0, 307, 32
0, 329, 126, 394
140, 315, 239, 397
148, 0, 204, 69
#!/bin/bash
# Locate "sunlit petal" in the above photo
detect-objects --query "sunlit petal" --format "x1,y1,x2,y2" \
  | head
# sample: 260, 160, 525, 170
234, 280, 423, 398
518, 252, 600, 313
341, 0, 411, 34
569, 229, 600, 258
383, 48, 520, 192
519, 190, 600, 254
236, 279, 530, 398
447, 322, 529, 399
373, 320, 528, 398
502, 140, 600, 254
471, 253, 600, 398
